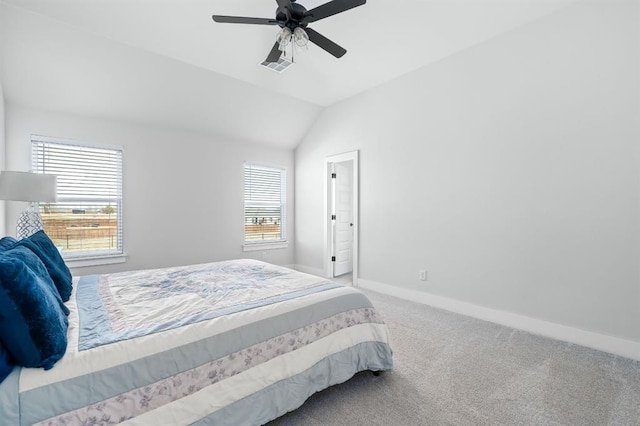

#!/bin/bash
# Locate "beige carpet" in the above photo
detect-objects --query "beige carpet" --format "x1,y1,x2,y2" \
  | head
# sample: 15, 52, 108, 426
268, 289, 640, 425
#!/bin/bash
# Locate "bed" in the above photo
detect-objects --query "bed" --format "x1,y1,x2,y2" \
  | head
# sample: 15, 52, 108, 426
0, 257, 393, 425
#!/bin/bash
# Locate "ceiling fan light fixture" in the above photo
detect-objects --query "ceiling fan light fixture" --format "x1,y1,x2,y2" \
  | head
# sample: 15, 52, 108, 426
277, 27, 292, 51
293, 27, 309, 47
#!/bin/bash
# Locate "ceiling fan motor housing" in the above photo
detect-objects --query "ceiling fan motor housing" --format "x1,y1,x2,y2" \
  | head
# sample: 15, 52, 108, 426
276, 2, 308, 30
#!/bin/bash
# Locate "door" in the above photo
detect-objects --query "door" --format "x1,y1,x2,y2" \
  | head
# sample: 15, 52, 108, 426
333, 161, 353, 276
324, 150, 358, 285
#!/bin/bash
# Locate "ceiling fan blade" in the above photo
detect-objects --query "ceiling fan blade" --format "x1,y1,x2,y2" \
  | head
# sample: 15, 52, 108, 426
306, 28, 347, 58
212, 15, 279, 25
275, 0, 292, 9
265, 42, 282, 63
301, 0, 366, 24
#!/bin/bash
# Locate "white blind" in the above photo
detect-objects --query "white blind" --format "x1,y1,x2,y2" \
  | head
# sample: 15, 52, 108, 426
31, 136, 123, 257
244, 163, 286, 242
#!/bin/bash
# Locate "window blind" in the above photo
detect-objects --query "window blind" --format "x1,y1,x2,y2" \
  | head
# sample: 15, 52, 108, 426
244, 163, 286, 242
31, 136, 123, 258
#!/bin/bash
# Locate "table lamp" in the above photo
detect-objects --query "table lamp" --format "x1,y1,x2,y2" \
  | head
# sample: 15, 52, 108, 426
0, 170, 58, 239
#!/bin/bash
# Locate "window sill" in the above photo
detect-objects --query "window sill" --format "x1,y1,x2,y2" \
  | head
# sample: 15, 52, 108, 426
64, 253, 127, 268
243, 241, 288, 252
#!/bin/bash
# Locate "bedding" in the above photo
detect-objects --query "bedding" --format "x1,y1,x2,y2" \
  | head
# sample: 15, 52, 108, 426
0, 246, 69, 370
0, 259, 393, 425
0, 343, 14, 384
0, 236, 17, 251
14, 230, 73, 302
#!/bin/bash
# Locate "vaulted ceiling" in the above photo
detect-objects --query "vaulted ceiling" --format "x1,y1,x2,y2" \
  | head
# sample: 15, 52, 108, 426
0, 0, 576, 149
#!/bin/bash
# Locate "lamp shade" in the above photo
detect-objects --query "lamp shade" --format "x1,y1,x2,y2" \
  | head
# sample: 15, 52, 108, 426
0, 171, 57, 203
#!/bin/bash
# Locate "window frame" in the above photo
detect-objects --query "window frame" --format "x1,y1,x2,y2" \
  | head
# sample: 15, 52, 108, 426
242, 162, 288, 251
31, 135, 126, 267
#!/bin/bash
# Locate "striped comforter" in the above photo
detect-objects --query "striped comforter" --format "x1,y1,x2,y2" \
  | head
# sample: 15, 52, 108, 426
0, 259, 393, 425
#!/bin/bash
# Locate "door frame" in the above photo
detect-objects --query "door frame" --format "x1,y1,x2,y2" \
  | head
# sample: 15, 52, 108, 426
324, 150, 359, 285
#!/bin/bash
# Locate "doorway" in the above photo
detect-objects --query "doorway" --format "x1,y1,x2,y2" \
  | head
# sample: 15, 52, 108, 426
324, 151, 359, 286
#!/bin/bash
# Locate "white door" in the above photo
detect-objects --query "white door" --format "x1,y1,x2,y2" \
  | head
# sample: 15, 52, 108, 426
333, 161, 353, 276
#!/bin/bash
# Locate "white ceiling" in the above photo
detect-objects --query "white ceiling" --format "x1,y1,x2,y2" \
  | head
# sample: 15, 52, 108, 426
0, 0, 577, 148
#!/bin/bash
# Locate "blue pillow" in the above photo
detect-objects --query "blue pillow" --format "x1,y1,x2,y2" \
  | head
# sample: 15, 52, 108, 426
16, 230, 73, 302
0, 237, 17, 252
3, 245, 70, 317
0, 342, 14, 384
0, 246, 69, 370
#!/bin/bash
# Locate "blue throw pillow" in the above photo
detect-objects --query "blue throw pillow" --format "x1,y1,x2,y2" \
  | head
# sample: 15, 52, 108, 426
3, 245, 70, 317
0, 237, 17, 252
0, 342, 14, 384
16, 230, 73, 302
0, 246, 69, 370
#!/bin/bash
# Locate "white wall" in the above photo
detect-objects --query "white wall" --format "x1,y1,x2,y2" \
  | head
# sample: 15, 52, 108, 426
0, 6, 6, 237
0, 80, 5, 237
5, 103, 295, 275
295, 0, 640, 343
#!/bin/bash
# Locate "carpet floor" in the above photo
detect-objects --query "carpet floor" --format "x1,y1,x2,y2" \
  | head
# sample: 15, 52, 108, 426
268, 288, 640, 425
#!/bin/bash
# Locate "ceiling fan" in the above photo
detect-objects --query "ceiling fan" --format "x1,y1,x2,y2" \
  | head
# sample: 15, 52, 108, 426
212, 0, 366, 63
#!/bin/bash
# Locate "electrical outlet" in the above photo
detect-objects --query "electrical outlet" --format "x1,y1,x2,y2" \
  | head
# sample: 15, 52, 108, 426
261, 251, 268, 260
419, 270, 427, 281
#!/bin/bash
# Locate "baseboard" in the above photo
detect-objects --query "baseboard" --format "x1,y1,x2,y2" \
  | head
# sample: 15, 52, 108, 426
357, 278, 640, 362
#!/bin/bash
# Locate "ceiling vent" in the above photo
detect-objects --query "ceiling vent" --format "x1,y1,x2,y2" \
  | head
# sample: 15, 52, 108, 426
259, 56, 294, 73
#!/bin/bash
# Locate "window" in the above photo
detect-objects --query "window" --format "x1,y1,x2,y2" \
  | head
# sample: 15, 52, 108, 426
31, 135, 123, 260
244, 163, 286, 247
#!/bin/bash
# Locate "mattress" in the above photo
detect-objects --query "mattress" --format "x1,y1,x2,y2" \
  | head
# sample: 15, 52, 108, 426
0, 259, 393, 425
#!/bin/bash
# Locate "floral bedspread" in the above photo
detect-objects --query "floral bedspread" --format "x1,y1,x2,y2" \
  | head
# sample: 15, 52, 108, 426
76, 259, 340, 350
